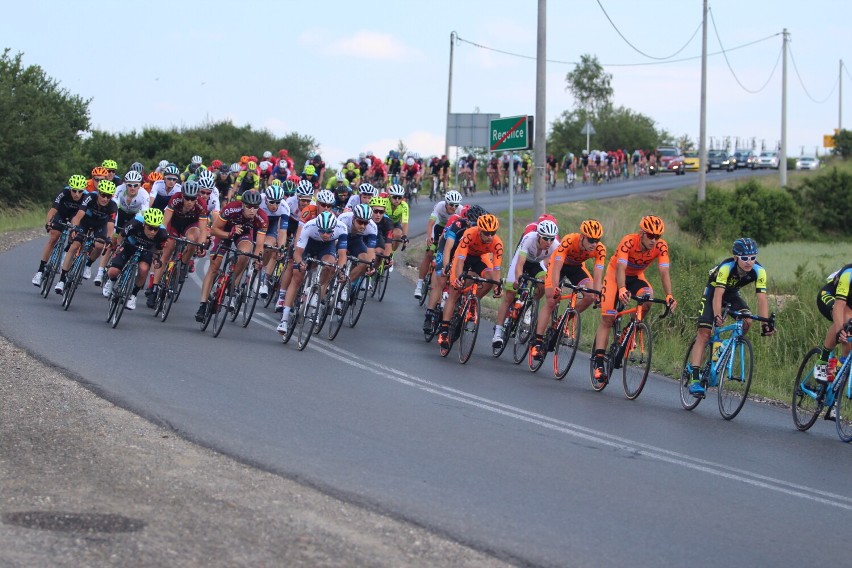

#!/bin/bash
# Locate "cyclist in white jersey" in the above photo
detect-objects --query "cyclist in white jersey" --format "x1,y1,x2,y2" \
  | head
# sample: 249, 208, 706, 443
413, 191, 462, 299
258, 185, 291, 298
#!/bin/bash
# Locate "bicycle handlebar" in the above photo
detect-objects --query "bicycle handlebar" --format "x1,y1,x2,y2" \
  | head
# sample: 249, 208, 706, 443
462, 271, 502, 286
628, 293, 672, 320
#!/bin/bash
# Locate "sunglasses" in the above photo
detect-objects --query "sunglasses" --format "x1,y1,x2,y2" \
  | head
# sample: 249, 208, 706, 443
199, 191, 212, 196
446, 203, 458, 208
317, 202, 332, 208
144, 224, 159, 230
184, 195, 197, 201
243, 204, 259, 209
585, 238, 600, 244
165, 177, 179, 182
125, 183, 140, 188
267, 200, 281, 205
372, 209, 385, 214
481, 230, 496, 237
391, 196, 403, 200
318, 228, 334, 235
70, 189, 85, 194
98, 192, 112, 198
738, 255, 757, 262
354, 219, 368, 225
540, 236, 555, 242
644, 233, 662, 240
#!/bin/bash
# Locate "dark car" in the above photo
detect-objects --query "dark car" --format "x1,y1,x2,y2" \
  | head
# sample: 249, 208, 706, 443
707, 150, 734, 172
732, 149, 756, 169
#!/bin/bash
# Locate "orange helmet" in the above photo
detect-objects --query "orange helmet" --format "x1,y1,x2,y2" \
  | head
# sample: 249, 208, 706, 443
580, 219, 603, 239
477, 214, 499, 232
147, 171, 163, 182
91, 166, 110, 178
240, 155, 250, 164
639, 215, 665, 235
300, 204, 318, 223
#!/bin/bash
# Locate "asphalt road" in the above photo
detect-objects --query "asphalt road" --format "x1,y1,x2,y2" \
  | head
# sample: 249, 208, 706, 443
5, 168, 849, 568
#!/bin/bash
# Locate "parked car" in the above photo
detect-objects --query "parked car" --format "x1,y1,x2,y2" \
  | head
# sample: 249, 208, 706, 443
682, 151, 700, 171
795, 156, 820, 170
755, 151, 780, 169
732, 149, 757, 169
706, 150, 734, 172
656, 146, 685, 175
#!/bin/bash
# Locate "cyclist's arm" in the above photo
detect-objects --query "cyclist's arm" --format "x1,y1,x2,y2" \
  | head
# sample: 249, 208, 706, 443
44, 206, 59, 227
162, 207, 175, 229
210, 212, 230, 239
70, 209, 85, 228
658, 264, 674, 298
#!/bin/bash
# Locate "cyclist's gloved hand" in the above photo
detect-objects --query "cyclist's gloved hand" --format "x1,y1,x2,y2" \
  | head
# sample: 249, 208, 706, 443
761, 322, 775, 336
593, 296, 601, 309
665, 294, 677, 312
452, 277, 464, 289
44, 224, 51, 233
714, 314, 725, 328
618, 287, 630, 304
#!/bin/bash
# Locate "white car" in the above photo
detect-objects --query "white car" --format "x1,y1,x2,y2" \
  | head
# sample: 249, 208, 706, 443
795, 156, 820, 170
755, 151, 780, 169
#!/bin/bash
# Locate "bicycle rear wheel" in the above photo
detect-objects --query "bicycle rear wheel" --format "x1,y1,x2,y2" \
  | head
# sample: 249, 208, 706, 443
211, 279, 232, 338
348, 277, 368, 328
717, 337, 753, 420
622, 322, 652, 400
835, 371, 852, 442
679, 339, 708, 411
174, 259, 189, 302
241, 268, 261, 327
492, 314, 513, 358
377, 264, 391, 301
313, 282, 332, 335
369, 266, 381, 298
229, 281, 244, 323
297, 287, 319, 351
62, 259, 84, 311
159, 268, 180, 322
327, 278, 350, 340
791, 347, 824, 431
512, 300, 537, 364
458, 296, 480, 364
110, 266, 136, 329
281, 292, 301, 345
553, 309, 581, 380
419, 270, 431, 307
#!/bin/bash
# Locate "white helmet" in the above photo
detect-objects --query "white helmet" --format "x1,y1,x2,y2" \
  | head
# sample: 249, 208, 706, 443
197, 170, 216, 189
296, 180, 315, 197
124, 170, 143, 183
358, 152, 366, 160
536, 220, 559, 239
158, 159, 169, 169
259, 160, 271, 170
316, 211, 337, 232
358, 183, 377, 196
405, 157, 415, 167
191, 155, 203, 165
444, 190, 462, 205
316, 189, 335, 205
229, 162, 242, 174
335, 170, 346, 182
262, 150, 272, 159
388, 184, 405, 197
413, 152, 420, 160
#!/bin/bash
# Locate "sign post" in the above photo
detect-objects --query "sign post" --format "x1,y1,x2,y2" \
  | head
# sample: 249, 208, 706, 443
490, 115, 532, 251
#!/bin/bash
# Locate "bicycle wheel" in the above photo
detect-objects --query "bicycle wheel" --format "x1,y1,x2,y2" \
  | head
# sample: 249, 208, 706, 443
159, 267, 180, 322
622, 322, 652, 400
377, 264, 391, 301
264, 264, 282, 309
281, 291, 301, 345
679, 339, 709, 411
419, 270, 432, 307
348, 277, 368, 328
106, 280, 119, 323
110, 266, 136, 329
241, 268, 261, 327
62, 257, 84, 311
512, 299, 537, 364
554, 308, 581, 380
313, 281, 332, 335
458, 295, 480, 364
327, 278, 350, 340
717, 337, 753, 420
297, 287, 319, 351
369, 266, 381, 298
211, 278, 232, 338
174, 258, 189, 302
791, 347, 824, 431
41, 246, 62, 298
229, 278, 245, 322
835, 370, 852, 442
492, 314, 513, 358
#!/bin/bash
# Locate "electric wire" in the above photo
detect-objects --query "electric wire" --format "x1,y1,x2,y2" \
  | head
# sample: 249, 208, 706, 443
788, 44, 838, 104
709, 7, 782, 94
595, 0, 701, 60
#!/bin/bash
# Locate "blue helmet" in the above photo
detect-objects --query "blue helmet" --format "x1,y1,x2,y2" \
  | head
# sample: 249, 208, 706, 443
732, 237, 758, 256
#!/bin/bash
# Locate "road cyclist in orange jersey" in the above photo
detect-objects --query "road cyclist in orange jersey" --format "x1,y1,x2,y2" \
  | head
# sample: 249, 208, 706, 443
591, 215, 677, 386
529, 219, 607, 362
438, 213, 504, 350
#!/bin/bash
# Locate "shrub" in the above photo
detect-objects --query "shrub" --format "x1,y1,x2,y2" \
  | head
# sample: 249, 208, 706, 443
788, 167, 852, 239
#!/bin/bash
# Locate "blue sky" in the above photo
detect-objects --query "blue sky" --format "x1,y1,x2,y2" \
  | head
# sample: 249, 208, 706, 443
3, 1, 847, 166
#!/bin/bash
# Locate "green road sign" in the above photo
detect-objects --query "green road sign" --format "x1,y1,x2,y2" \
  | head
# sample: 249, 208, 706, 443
490, 115, 533, 152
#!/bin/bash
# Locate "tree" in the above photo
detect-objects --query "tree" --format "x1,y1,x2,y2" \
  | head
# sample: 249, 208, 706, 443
565, 54, 613, 115
833, 129, 852, 158
0, 49, 90, 204
548, 105, 663, 155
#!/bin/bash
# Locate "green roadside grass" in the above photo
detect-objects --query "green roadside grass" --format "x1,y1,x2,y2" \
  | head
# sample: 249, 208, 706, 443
0, 206, 47, 232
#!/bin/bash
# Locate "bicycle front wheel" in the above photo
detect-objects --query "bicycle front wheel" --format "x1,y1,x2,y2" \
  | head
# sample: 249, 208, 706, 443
241, 268, 261, 327
553, 308, 581, 380
62, 259, 84, 311
458, 295, 480, 364
211, 279, 232, 338
679, 339, 708, 411
717, 337, 753, 420
835, 370, 852, 442
159, 268, 180, 322
419, 270, 431, 307
512, 299, 537, 365
297, 288, 319, 351
622, 322, 652, 400
110, 266, 136, 329
327, 278, 350, 340
791, 347, 824, 431
378, 264, 391, 301
348, 277, 368, 328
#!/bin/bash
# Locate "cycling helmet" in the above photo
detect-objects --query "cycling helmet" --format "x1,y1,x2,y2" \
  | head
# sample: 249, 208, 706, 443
296, 180, 315, 197
538, 213, 557, 223
124, 170, 143, 183
130, 162, 144, 173
68, 174, 87, 190
259, 160, 271, 171
217, 163, 230, 174
143, 208, 164, 228
241, 190, 262, 206
281, 180, 296, 196
536, 220, 559, 239
270, 178, 281, 186
388, 184, 405, 197
148, 171, 163, 182
265, 184, 285, 201
316, 210, 337, 232
197, 170, 216, 189
190, 155, 203, 165
359, 152, 366, 160
458, 205, 470, 219
307, 151, 316, 160
210, 159, 223, 169
163, 165, 180, 177
304, 164, 316, 176
639, 215, 665, 235
353, 203, 372, 221
91, 166, 109, 178
477, 214, 499, 232
97, 180, 117, 196
188, 163, 200, 174
413, 152, 421, 160
158, 159, 170, 169
181, 180, 200, 199
300, 204, 318, 223
246, 161, 258, 171
358, 183, 377, 196
102, 159, 118, 170
732, 237, 758, 256
229, 162, 242, 174
312, 154, 322, 163
367, 151, 374, 157
444, 190, 462, 205
580, 219, 603, 240
335, 170, 346, 182
240, 155, 249, 164
369, 196, 388, 209
262, 150, 272, 159
316, 189, 335, 205
465, 204, 487, 224
405, 157, 415, 167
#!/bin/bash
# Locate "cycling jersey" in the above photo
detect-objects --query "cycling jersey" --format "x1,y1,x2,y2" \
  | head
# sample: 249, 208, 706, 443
123, 216, 168, 251
506, 231, 558, 286
707, 258, 767, 293
429, 200, 455, 227
387, 199, 409, 225
547, 233, 607, 289
218, 201, 269, 237
337, 211, 378, 255
296, 218, 348, 252
235, 171, 260, 194
450, 227, 504, 282
50, 188, 85, 223
114, 185, 150, 215
387, 158, 402, 175
78, 194, 118, 229
260, 194, 291, 238
611, 233, 670, 276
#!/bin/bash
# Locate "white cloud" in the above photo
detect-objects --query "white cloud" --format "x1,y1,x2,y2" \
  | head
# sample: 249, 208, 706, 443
324, 30, 423, 62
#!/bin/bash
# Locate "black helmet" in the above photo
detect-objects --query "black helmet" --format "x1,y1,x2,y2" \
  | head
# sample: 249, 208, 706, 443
241, 190, 262, 206
732, 237, 758, 257
465, 204, 487, 224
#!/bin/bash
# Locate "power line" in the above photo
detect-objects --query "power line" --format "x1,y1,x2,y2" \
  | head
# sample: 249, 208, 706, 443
844, 60, 852, 83
788, 44, 838, 104
595, 0, 701, 60
708, 7, 782, 94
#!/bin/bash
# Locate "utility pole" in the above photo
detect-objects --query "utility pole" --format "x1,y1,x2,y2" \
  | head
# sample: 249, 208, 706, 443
840, 59, 844, 131
780, 28, 788, 187
445, 31, 456, 161
533, 0, 546, 219
697, 0, 708, 201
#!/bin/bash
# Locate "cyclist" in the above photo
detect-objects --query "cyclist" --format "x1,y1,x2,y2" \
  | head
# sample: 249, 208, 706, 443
546, 154, 558, 188
86, 166, 110, 193
438, 213, 503, 349
257, 184, 291, 299
686, 237, 774, 396
150, 165, 182, 211
273, 181, 317, 312
369, 196, 395, 261
195, 190, 268, 322
591, 215, 676, 385
368, 157, 388, 188
275, 210, 348, 337
492, 219, 560, 349
54, 180, 118, 294
438, 155, 451, 190
95, 170, 150, 286
520, 153, 533, 191
386, 184, 410, 253
403, 157, 421, 194
143, 171, 162, 193
196, 170, 221, 217
414, 190, 462, 300
386, 151, 403, 183
101, 208, 168, 311
233, 161, 261, 199
530, 219, 607, 361
301, 164, 319, 189
181, 155, 205, 182
337, 203, 377, 291
345, 182, 377, 211
32, 174, 88, 287
148, 179, 209, 308
812, 263, 852, 389
102, 159, 122, 186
